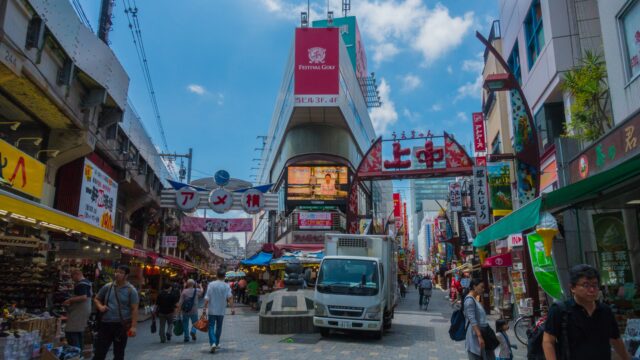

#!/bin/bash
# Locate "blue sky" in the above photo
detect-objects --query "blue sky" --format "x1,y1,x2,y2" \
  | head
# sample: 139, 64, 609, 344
77, 0, 498, 192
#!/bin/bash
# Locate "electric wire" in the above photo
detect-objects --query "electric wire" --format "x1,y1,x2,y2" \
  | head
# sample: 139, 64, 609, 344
71, 0, 94, 31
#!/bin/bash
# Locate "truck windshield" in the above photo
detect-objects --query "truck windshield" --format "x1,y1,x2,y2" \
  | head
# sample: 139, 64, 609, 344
316, 259, 379, 296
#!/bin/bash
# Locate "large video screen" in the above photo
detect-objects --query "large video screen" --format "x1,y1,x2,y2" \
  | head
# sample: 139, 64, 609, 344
287, 166, 349, 201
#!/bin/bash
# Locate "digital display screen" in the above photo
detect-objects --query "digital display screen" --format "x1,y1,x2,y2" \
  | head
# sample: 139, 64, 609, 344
287, 166, 349, 201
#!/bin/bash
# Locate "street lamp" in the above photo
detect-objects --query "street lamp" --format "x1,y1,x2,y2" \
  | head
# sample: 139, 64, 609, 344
15, 137, 42, 148
0, 122, 20, 131
483, 73, 518, 92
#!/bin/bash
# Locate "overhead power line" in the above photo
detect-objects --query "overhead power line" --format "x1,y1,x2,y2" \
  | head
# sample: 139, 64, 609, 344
71, 0, 94, 31
121, 0, 170, 153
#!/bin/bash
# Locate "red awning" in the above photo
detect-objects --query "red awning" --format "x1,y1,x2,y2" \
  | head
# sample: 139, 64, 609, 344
121, 247, 148, 258
482, 253, 512, 268
157, 255, 197, 270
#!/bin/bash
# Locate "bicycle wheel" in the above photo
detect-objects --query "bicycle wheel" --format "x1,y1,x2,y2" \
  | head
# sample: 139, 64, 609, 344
424, 296, 430, 310
514, 316, 532, 345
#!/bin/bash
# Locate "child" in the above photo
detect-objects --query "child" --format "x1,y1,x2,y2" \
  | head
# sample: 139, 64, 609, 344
495, 319, 516, 360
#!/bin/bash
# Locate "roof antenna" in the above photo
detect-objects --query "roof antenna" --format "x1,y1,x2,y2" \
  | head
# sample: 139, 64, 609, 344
342, 0, 350, 17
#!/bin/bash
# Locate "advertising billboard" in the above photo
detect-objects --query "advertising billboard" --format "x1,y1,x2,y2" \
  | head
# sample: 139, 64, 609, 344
78, 158, 118, 230
294, 27, 339, 105
0, 138, 45, 199
287, 166, 348, 201
298, 212, 332, 229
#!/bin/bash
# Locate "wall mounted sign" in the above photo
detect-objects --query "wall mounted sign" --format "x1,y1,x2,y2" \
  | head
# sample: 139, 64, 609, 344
162, 235, 178, 248
487, 162, 513, 214
175, 186, 200, 211
241, 188, 264, 214
78, 158, 117, 230
472, 112, 487, 152
449, 182, 462, 212
298, 212, 332, 229
0, 139, 45, 199
294, 27, 339, 105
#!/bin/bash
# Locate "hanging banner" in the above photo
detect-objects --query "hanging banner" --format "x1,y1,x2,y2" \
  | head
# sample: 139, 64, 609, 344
162, 236, 178, 248
482, 253, 512, 268
527, 232, 563, 300
472, 112, 487, 152
78, 158, 118, 231
473, 166, 490, 224
592, 212, 632, 285
359, 219, 372, 234
298, 212, 332, 229
0, 138, 45, 199
487, 162, 513, 214
449, 182, 462, 212
180, 217, 253, 232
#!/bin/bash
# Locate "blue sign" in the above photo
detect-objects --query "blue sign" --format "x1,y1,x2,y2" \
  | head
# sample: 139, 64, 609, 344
214, 170, 230, 186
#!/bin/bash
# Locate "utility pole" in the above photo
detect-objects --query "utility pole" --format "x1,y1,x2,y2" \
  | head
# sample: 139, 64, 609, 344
159, 148, 193, 183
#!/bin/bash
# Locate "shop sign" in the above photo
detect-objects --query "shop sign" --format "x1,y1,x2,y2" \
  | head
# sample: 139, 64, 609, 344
175, 186, 200, 211
0, 235, 41, 248
593, 212, 633, 285
78, 158, 117, 231
449, 182, 462, 212
569, 112, 640, 183
292, 232, 325, 244
508, 233, 524, 248
482, 253, 512, 268
487, 162, 513, 212
208, 188, 233, 214
294, 27, 339, 105
0, 139, 45, 199
180, 217, 253, 232
121, 247, 147, 258
527, 232, 563, 300
359, 219, 372, 234
241, 189, 264, 214
621, 1, 640, 78
472, 112, 487, 152
162, 235, 178, 248
383, 133, 472, 170
476, 156, 487, 166
473, 166, 490, 224
298, 212, 332, 229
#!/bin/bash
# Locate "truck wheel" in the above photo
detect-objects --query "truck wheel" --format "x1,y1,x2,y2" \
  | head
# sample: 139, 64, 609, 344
383, 310, 392, 330
372, 326, 384, 340
319, 328, 330, 337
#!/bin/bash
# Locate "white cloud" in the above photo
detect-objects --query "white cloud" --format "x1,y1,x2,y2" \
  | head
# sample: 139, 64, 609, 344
456, 112, 468, 122
187, 84, 206, 95
462, 58, 484, 73
258, 0, 323, 22
261, 0, 282, 12
372, 43, 400, 64
369, 78, 398, 135
447, 65, 453, 74
402, 108, 420, 122
401, 74, 421, 91
431, 104, 443, 112
412, 5, 474, 65
456, 74, 483, 101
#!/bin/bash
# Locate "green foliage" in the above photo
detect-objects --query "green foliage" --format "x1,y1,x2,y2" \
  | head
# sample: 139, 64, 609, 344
562, 51, 612, 142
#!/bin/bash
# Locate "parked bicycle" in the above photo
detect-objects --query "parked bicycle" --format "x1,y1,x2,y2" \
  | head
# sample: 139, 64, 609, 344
513, 308, 545, 345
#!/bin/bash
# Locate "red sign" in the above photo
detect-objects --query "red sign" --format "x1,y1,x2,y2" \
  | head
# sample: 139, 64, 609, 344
472, 112, 486, 152
393, 193, 401, 217
294, 28, 339, 98
482, 253, 513, 268
476, 156, 487, 166
379, 133, 473, 172
298, 212, 332, 229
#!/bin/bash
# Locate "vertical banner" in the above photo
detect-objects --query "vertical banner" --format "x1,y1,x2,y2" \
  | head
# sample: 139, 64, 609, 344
461, 216, 477, 245
449, 182, 462, 212
592, 212, 632, 285
78, 158, 118, 230
487, 162, 513, 214
472, 112, 487, 152
393, 193, 403, 230
527, 232, 563, 300
473, 166, 490, 224
294, 28, 339, 105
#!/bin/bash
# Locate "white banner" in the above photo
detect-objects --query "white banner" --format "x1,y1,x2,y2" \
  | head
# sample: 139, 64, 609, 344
162, 236, 178, 248
449, 182, 462, 212
461, 216, 477, 245
78, 158, 118, 230
473, 166, 490, 225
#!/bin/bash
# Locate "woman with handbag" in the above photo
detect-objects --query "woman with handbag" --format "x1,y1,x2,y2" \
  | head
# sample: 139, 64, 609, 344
178, 279, 203, 343
463, 278, 497, 360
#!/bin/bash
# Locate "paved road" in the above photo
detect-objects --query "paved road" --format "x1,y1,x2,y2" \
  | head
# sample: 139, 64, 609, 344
108, 288, 526, 359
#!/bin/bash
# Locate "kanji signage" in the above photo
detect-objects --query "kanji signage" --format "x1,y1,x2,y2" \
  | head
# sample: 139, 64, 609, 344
175, 186, 200, 211
208, 188, 233, 214
78, 158, 118, 230
298, 212, 332, 229
472, 112, 487, 152
0, 138, 45, 199
241, 189, 264, 214
449, 182, 462, 212
473, 166, 490, 225
180, 217, 253, 232
294, 27, 339, 105
162, 235, 178, 248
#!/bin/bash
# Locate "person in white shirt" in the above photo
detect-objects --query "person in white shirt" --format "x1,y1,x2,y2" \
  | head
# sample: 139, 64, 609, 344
203, 268, 235, 353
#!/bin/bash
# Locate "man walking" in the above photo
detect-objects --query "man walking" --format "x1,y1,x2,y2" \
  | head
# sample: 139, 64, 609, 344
203, 268, 235, 353
63, 268, 92, 349
93, 265, 139, 360
155, 283, 179, 343
542, 264, 631, 360
418, 275, 433, 308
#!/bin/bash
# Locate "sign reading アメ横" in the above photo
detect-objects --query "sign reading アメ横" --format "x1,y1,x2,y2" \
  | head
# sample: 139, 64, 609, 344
78, 158, 118, 231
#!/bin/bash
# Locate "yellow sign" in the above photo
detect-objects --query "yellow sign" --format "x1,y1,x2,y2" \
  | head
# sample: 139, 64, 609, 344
0, 139, 45, 199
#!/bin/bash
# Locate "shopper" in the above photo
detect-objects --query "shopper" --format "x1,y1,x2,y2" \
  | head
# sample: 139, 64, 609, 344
246, 277, 259, 310
155, 283, 179, 343
495, 319, 514, 360
236, 277, 247, 304
542, 264, 631, 360
178, 279, 203, 342
463, 278, 495, 360
203, 268, 235, 353
63, 268, 92, 349
93, 265, 139, 360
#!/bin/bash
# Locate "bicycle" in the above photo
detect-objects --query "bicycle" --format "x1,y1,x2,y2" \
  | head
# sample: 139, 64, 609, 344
513, 309, 545, 345
419, 291, 431, 310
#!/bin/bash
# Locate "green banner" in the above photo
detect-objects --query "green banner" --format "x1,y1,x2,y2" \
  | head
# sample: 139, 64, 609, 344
527, 232, 563, 300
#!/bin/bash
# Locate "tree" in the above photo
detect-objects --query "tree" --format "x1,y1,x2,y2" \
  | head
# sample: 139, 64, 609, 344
562, 51, 612, 142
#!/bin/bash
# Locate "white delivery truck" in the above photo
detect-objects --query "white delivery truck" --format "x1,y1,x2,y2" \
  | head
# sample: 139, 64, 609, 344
313, 234, 398, 339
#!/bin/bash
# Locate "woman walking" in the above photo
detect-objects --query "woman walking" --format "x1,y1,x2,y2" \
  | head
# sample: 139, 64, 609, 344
463, 278, 495, 360
178, 279, 203, 342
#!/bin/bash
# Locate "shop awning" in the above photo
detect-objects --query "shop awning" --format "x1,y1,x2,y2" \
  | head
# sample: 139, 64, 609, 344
482, 253, 512, 268
241, 251, 273, 266
473, 153, 640, 247
445, 263, 473, 275
0, 189, 134, 248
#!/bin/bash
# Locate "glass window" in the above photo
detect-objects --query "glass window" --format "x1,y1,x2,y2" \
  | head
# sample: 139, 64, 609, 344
507, 42, 522, 85
620, 0, 640, 79
525, 0, 545, 69
491, 132, 502, 154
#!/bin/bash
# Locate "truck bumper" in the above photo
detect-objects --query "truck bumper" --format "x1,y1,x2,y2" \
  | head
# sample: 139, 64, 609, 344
313, 316, 382, 331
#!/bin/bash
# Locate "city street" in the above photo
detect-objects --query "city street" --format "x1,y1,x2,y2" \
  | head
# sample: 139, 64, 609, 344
118, 288, 526, 360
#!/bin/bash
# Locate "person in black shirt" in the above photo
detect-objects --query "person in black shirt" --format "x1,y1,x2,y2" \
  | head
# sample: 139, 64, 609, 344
156, 283, 179, 343
542, 264, 631, 360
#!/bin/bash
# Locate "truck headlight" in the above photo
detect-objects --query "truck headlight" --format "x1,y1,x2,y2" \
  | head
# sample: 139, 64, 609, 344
365, 305, 381, 320
315, 303, 327, 316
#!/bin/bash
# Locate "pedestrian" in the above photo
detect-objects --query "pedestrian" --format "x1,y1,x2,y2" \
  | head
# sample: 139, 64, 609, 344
93, 265, 139, 360
398, 277, 406, 298
155, 283, 179, 343
413, 274, 421, 290
419, 275, 433, 307
178, 279, 203, 343
542, 264, 631, 360
246, 277, 259, 310
237, 277, 247, 304
495, 319, 515, 360
463, 278, 495, 360
203, 268, 235, 353
62, 268, 92, 350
